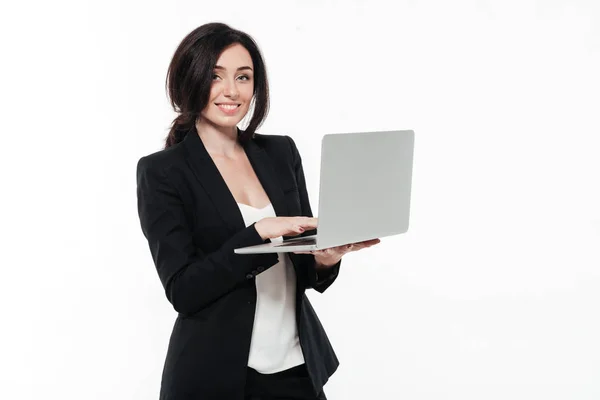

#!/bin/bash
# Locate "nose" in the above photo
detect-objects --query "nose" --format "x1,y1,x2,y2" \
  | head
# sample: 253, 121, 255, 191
223, 79, 239, 99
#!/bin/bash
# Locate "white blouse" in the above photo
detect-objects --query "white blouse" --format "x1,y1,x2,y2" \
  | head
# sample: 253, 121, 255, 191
237, 202, 305, 373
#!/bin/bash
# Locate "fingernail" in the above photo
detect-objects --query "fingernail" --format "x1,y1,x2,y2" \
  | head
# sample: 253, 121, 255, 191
299, 228, 305, 232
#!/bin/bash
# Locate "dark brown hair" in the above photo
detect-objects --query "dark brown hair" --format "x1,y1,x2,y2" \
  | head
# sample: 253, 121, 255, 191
164, 23, 270, 148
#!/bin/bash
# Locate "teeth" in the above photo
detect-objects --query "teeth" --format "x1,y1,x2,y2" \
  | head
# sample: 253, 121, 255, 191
218, 104, 238, 110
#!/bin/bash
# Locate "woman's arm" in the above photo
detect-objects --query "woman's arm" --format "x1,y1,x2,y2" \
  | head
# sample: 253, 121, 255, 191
286, 135, 341, 293
136, 157, 279, 316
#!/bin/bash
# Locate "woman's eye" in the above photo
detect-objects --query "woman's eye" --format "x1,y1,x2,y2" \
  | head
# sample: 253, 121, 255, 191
212, 74, 221, 80
237, 75, 250, 81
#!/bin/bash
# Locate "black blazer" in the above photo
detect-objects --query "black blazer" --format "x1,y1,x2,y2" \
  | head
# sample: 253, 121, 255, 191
136, 130, 341, 399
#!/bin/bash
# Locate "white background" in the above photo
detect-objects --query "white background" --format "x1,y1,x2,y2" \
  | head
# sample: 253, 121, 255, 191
1, 0, 599, 399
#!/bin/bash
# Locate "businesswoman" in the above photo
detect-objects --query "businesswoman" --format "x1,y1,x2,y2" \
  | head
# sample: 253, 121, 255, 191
136, 23, 379, 400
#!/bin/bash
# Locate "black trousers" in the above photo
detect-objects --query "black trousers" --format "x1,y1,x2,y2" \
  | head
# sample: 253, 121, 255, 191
244, 364, 327, 400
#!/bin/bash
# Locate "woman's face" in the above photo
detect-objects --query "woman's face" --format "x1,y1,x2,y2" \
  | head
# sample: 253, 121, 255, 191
200, 43, 255, 130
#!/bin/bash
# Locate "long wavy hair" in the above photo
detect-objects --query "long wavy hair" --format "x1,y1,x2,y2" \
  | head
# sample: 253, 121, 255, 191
164, 23, 270, 149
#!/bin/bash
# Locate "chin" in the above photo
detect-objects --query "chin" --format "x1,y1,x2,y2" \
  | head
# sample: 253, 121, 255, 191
217, 118, 243, 128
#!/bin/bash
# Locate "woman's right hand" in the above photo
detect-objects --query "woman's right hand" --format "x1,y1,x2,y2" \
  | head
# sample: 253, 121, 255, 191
254, 217, 318, 241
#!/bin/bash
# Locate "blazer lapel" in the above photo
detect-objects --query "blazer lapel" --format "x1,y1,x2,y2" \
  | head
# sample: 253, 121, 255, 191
243, 138, 288, 219
182, 129, 288, 236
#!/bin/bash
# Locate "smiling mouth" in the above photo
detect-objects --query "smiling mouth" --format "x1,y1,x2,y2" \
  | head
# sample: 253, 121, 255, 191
215, 103, 240, 111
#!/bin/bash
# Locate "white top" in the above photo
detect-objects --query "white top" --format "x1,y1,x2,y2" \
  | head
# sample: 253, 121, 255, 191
237, 202, 305, 373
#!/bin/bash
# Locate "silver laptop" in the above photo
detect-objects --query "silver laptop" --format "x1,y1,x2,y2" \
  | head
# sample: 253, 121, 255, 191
234, 130, 414, 254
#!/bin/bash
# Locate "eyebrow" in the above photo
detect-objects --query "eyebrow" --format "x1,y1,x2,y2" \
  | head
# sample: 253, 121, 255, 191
214, 65, 253, 72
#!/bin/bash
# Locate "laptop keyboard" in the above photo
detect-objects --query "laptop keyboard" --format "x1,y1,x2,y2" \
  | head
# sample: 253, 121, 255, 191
274, 238, 317, 247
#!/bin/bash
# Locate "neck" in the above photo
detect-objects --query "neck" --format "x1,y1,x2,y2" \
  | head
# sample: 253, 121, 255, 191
195, 119, 242, 158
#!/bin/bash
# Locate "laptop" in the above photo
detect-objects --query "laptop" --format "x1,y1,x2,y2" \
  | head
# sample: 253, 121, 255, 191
233, 129, 415, 254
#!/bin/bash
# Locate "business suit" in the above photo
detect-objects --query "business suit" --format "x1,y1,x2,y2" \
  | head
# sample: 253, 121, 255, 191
136, 129, 341, 399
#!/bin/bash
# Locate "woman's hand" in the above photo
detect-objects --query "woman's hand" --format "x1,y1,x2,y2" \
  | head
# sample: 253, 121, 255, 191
254, 216, 318, 241
294, 238, 381, 269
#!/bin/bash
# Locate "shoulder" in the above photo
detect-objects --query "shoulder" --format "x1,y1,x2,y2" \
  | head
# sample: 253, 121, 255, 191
252, 133, 299, 160
253, 132, 293, 149
136, 141, 192, 195
136, 140, 186, 179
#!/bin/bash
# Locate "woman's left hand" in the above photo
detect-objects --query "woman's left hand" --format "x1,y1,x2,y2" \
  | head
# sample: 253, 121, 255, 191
293, 238, 381, 269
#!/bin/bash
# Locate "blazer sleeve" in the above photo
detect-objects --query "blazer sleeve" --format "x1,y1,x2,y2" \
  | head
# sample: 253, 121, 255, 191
286, 135, 341, 293
136, 157, 279, 316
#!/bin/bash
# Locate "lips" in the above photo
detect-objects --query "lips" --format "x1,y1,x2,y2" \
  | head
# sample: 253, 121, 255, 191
215, 103, 241, 114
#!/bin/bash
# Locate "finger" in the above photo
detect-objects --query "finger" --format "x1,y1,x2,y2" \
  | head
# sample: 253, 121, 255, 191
346, 240, 379, 250
296, 217, 318, 229
300, 223, 318, 231
358, 239, 380, 245
351, 243, 376, 252
320, 247, 339, 255
336, 243, 354, 254
343, 243, 368, 253
292, 226, 313, 235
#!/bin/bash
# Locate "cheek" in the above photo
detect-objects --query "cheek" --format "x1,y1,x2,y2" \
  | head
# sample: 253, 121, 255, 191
242, 84, 254, 100
208, 85, 221, 102
200, 86, 219, 115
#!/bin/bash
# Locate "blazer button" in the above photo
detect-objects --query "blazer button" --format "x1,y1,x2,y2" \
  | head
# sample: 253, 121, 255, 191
257, 266, 265, 272
251, 270, 258, 275
246, 273, 254, 279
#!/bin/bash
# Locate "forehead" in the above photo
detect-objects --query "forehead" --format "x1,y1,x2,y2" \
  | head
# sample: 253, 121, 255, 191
215, 43, 253, 68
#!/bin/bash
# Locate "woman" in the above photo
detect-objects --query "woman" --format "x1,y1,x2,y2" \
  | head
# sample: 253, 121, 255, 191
136, 22, 379, 400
